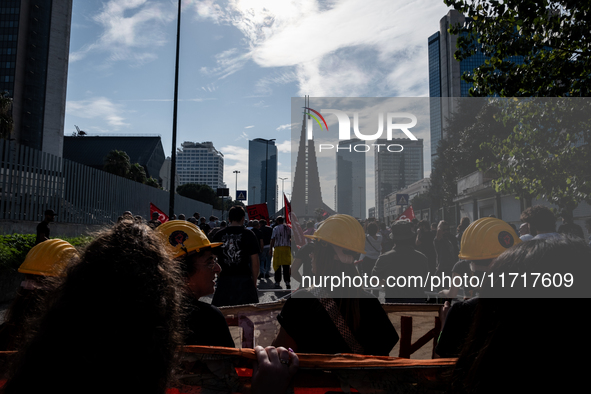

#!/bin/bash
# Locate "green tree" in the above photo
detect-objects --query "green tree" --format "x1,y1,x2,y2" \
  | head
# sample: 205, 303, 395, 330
427, 99, 514, 207
477, 99, 591, 211
0, 91, 13, 140
177, 183, 217, 205
128, 163, 147, 184
443, 0, 591, 210
145, 177, 160, 189
104, 150, 131, 177
444, 0, 591, 97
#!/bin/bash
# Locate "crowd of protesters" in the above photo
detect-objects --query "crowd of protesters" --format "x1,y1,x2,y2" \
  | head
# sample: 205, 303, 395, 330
1, 203, 588, 392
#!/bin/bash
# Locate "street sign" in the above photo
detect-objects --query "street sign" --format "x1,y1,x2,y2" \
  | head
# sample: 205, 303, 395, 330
396, 194, 409, 206
217, 188, 230, 197
236, 190, 247, 201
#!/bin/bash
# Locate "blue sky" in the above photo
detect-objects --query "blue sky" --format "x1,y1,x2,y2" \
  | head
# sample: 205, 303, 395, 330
64, 0, 450, 210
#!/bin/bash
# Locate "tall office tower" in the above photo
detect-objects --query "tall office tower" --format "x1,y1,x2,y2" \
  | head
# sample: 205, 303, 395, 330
429, 9, 522, 167
176, 141, 224, 190
0, 0, 73, 157
374, 139, 423, 220
248, 138, 277, 215
428, 10, 474, 166
336, 139, 366, 219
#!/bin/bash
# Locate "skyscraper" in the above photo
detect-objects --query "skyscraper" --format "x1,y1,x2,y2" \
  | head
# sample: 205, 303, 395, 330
248, 138, 277, 215
176, 141, 224, 190
0, 0, 73, 157
336, 139, 366, 219
374, 139, 423, 220
428, 10, 471, 167
429, 9, 522, 167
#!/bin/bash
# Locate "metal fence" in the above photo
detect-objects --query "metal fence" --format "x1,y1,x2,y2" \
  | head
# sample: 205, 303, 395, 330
0, 140, 221, 224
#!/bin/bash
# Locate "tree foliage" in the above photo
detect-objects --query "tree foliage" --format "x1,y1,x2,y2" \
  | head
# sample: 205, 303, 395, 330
442, 1, 591, 210
477, 99, 591, 210
128, 163, 147, 184
177, 183, 217, 206
427, 99, 514, 207
145, 177, 160, 189
0, 91, 13, 140
103, 150, 131, 178
445, 0, 591, 97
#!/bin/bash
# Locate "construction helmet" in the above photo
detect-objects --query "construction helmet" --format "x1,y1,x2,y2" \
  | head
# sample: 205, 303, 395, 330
19, 239, 79, 277
156, 220, 222, 259
304, 214, 366, 254
459, 217, 521, 260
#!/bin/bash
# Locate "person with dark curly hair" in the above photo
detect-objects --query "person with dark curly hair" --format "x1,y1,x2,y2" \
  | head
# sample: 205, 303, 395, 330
1, 220, 186, 394
519, 205, 561, 240
1, 219, 298, 394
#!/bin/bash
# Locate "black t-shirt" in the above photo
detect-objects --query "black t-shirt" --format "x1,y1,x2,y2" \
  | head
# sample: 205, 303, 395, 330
277, 289, 399, 356
199, 223, 211, 235
252, 228, 263, 245
185, 299, 235, 348
36, 221, 50, 244
212, 226, 260, 277
372, 245, 429, 300
435, 297, 479, 357
260, 226, 273, 246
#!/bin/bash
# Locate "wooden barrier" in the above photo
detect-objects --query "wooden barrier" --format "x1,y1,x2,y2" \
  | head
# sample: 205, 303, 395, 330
221, 301, 444, 359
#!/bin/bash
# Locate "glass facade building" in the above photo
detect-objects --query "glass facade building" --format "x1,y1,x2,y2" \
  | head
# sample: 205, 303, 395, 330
336, 139, 366, 219
0, 0, 72, 157
176, 141, 224, 190
248, 139, 277, 215
374, 139, 423, 220
428, 32, 442, 161
429, 10, 524, 168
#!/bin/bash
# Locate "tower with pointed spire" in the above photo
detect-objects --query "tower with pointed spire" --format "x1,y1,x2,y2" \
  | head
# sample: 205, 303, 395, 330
291, 96, 334, 219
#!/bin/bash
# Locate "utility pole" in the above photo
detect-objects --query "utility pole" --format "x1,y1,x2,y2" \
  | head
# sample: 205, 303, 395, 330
169, 0, 182, 219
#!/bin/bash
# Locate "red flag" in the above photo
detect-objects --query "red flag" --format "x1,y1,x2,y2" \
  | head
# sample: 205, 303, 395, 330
283, 193, 291, 227
246, 203, 269, 223
395, 205, 415, 222
290, 212, 307, 248
150, 203, 169, 224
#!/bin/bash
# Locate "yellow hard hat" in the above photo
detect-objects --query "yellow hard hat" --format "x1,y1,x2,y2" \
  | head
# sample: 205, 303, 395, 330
459, 217, 521, 260
156, 220, 222, 259
304, 214, 366, 254
19, 239, 79, 277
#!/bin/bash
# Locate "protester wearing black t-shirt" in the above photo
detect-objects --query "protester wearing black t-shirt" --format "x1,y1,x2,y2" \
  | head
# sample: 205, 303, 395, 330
212, 206, 260, 307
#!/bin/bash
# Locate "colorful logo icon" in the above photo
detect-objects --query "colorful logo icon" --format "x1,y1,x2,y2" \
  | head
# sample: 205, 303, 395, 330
304, 107, 329, 131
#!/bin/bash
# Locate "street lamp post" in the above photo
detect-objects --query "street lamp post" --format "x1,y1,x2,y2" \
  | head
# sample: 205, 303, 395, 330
279, 177, 288, 214
233, 170, 240, 200
168, 0, 182, 219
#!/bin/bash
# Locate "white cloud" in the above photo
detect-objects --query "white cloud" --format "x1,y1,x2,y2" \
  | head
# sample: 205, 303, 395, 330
195, 0, 449, 96
220, 144, 250, 194
200, 48, 252, 79
245, 125, 255, 128
66, 97, 128, 128
235, 131, 249, 141
276, 140, 291, 153
276, 123, 295, 131
70, 0, 175, 65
